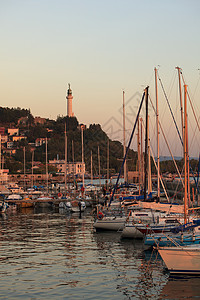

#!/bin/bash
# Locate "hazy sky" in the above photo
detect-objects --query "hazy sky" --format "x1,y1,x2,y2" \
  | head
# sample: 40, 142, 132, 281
1, 0, 200, 157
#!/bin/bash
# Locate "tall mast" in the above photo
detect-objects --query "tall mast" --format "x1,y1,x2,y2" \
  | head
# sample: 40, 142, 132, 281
123, 90, 127, 183
64, 123, 67, 192
184, 85, 188, 224
24, 146, 26, 190
176, 66, 184, 141
72, 140, 75, 186
187, 121, 190, 206
137, 118, 141, 195
98, 145, 101, 187
107, 138, 109, 190
46, 137, 48, 194
91, 150, 93, 184
147, 115, 152, 194
155, 67, 160, 200
2, 156, 4, 182
0, 135, 1, 184
140, 117, 144, 187
31, 149, 34, 189
143, 87, 149, 202
0, 134, 1, 171
81, 126, 85, 188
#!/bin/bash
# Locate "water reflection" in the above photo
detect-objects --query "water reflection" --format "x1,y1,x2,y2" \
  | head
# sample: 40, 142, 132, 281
159, 276, 200, 299
93, 231, 167, 299
0, 207, 198, 299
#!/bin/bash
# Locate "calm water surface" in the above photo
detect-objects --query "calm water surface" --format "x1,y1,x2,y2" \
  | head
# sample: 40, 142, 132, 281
0, 207, 199, 299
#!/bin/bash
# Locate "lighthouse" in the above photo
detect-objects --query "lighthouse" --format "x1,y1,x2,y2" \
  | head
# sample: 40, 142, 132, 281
66, 83, 74, 117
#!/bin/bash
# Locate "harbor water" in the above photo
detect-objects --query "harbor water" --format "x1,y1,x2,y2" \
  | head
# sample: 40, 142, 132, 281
0, 207, 199, 299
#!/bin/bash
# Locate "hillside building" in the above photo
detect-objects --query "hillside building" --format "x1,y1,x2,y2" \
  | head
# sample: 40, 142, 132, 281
49, 159, 85, 175
8, 128, 19, 136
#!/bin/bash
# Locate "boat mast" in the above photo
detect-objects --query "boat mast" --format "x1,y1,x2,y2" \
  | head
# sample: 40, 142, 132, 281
91, 150, 93, 184
184, 84, 188, 224
81, 126, 85, 188
24, 146, 26, 191
123, 90, 127, 183
140, 117, 144, 188
180, 76, 191, 205
0, 135, 1, 168
155, 67, 160, 200
98, 145, 101, 187
143, 87, 149, 202
176, 66, 184, 142
45, 137, 48, 194
147, 115, 152, 194
107, 138, 109, 190
64, 123, 67, 193
72, 140, 75, 187
137, 118, 141, 195
137, 119, 141, 195
187, 122, 191, 207
31, 149, 34, 189
0, 134, 1, 184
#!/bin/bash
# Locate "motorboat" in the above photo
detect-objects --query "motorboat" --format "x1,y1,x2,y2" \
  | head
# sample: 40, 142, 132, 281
35, 195, 54, 208
59, 200, 86, 213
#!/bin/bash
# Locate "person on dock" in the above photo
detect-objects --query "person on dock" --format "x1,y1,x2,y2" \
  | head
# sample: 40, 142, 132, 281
102, 186, 106, 197
78, 201, 82, 218
81, 185, 85, 197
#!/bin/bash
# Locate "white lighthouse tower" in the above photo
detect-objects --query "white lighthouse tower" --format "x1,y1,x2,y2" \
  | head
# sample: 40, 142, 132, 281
66, 83, 74, 117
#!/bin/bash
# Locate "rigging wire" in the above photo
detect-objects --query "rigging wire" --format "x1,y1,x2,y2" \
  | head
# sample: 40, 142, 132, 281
157, 70, 183, 146
149, 94, 184, 188
167, 69, 177, 99
192, 69, 200, 100
188, 116, 200, 156
181, 72, 200, 133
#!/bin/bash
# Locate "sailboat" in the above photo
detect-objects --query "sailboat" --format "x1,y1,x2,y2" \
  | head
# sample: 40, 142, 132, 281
157, 83, 200, 274
121, 70, 186, 239
137, 71, 200, 240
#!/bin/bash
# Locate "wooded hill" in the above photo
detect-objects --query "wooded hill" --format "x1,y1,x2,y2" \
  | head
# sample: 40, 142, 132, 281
1, 107, 138, 175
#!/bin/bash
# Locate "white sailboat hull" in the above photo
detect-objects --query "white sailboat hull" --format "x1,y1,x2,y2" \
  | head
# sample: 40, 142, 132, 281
94, 216, 126, 231
158, 246, 200, 274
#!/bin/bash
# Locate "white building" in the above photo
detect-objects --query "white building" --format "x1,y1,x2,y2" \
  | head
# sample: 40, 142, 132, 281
49, 159, 85, 175
1, 135, 8, 143
8, 128, 19, 136
12, 136, 27, 142
7, 141, 13, 149
0, 169, 9, 183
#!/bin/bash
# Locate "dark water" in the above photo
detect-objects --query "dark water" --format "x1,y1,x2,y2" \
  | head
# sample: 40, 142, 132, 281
0, 208, 199, 299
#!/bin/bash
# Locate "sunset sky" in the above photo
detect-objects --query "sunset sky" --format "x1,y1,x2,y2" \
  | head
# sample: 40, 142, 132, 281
1, 0, 200, 157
